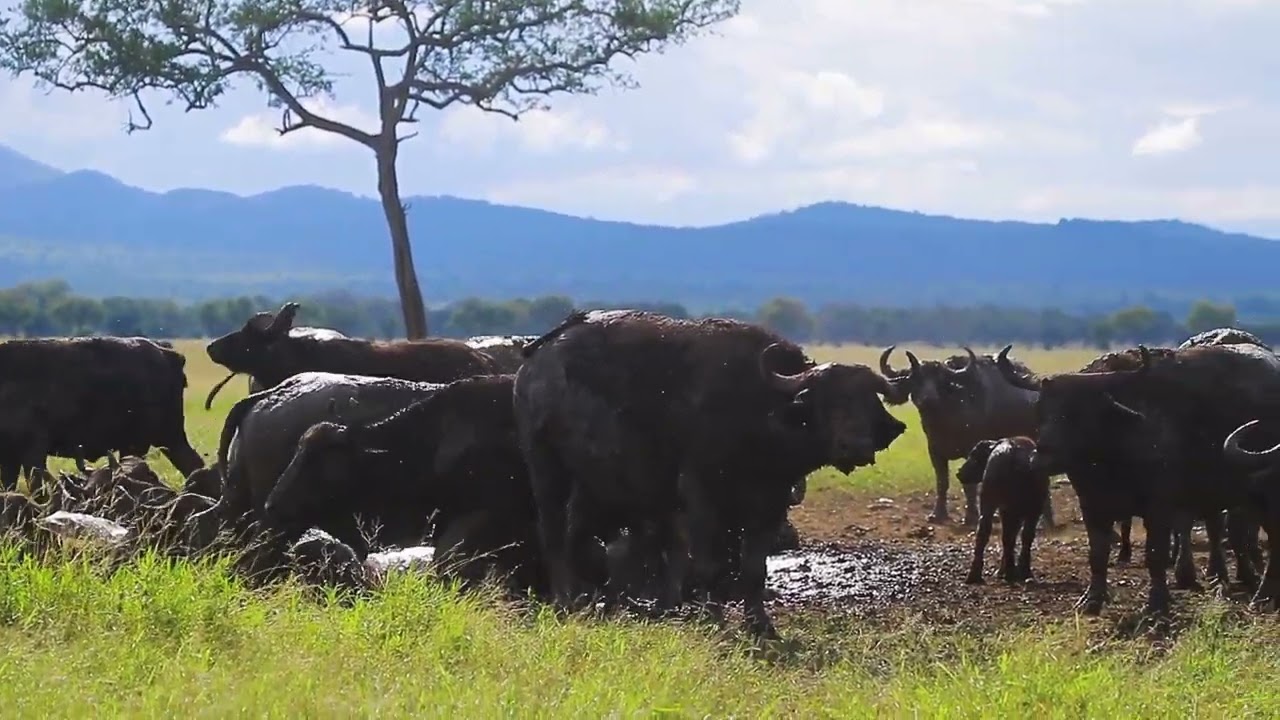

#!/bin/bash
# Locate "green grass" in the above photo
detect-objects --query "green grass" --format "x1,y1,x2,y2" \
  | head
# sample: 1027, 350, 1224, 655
7, 340, 1280, 716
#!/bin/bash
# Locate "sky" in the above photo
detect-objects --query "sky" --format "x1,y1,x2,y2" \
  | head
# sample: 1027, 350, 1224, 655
1, 0, 1279, 235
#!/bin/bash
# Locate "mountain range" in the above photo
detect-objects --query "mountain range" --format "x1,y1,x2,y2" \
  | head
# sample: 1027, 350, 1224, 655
1, 144, 1277, 313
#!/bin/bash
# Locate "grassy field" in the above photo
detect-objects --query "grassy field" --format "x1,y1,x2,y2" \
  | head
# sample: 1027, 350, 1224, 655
4, 340, 1280, 717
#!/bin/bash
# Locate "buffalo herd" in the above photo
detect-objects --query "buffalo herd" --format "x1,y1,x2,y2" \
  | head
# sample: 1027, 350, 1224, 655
1, 304, 1279, 639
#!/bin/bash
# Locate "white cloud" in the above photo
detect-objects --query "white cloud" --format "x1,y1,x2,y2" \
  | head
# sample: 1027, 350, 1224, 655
1131, 116, 1202, 156
13, 0, 1280, 236
437, 107, 624, 155
219, 99, 378, 149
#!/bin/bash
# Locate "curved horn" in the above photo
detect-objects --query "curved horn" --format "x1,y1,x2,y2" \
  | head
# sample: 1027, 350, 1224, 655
1223, 420, 1280, 467
996, 344, 1041, 392
878, 345, 910, 379
904, 351, 922, 375
204, 371, 241, 411
759, 343, 806, 394
949, 347, 978, 376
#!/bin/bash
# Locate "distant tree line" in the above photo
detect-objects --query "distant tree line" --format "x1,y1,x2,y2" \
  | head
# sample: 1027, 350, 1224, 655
0, 279, 1275, 349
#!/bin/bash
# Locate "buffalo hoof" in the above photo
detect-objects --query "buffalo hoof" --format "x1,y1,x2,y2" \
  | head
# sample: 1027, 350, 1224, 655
964, 570, 984, 585
1143, 590, 1171, 619
1076, 592, 1105, 616
1114, 552, 1131, 567
927, 508, 950, 524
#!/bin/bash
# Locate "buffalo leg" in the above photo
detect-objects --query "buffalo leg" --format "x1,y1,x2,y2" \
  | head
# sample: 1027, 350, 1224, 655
679, 470, 728, 627
1172, 513, 1200, 591
1039, 494, 1057, 531
1017, 510, 1040, 581
928, 447, 966, 523
1116, 517, 1133, 566
160, 440, 206, 480
1228, 509, 1261, 588
524, 442, 577, 610
1249, 505, 1280, 611
1078, 516, 1113, 615
1143, 514, 1173, 616
998, 511, 1019, 582
965, 512, 994, 584
1203, 511, 1231, 590
562, 487, 607, 612
740, 512, 783, 640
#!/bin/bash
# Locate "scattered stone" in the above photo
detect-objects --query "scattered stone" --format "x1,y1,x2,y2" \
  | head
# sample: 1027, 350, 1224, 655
868, 497, 896, 511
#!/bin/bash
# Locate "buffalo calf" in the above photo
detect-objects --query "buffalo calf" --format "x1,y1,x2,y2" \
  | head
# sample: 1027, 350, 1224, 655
958, 437, 1050, 584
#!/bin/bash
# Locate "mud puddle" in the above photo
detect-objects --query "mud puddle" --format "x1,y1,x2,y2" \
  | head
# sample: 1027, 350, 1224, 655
766, 540, 966, 611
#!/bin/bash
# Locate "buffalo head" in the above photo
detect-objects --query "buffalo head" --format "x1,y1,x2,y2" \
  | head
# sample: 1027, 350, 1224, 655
762, 344, 907, 474
996, 344, 1150, 473
204, 302, 301, 409
879, 345, 981, 410
263, 420, 388, 531
956, 439, 998, 486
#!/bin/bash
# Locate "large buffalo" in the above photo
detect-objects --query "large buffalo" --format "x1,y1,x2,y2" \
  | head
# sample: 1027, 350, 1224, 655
203, 302, 497, 409
514, 309, 907, 638
997, 342, 1280, 616
880, 345, 1049, 526
263, 374, 542, 590
0, 337, 204, 491
201, 372, 442, 532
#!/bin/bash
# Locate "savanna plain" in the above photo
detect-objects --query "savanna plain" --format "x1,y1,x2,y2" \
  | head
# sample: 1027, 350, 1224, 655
2, 341, 1278, 717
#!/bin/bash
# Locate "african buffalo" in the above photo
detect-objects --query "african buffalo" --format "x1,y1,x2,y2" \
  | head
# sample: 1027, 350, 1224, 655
1221, 420, 1280, 608
203, 302, 497, 409
514, 309, 907, 638
880, 346, 1051, 526
200, 372, 443, 532
0, 336, 204, 491
958, 436, 1050, 584
246, 326, 349, 394
263, 373, 542, 592
997, 342, 1280, 616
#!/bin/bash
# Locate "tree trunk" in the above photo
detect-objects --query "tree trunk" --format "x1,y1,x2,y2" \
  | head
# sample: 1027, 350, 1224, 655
375, 146, 429, 338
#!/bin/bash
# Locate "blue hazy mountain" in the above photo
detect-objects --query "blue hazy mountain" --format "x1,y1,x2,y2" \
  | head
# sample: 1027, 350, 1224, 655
0, 144, 1276, 312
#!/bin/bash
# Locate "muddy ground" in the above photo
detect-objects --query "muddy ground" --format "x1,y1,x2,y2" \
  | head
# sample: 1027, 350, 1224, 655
770, 481, 1263, 635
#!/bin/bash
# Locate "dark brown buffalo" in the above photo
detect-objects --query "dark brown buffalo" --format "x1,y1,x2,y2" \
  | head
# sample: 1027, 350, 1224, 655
203, 302, 498, 409
0, 336, 204, 491
997, 342, 1280, 616
957, 437, 1050, 584
880, 346, 1051, 527
514, 309, 908, 639
262, 374, 541, 594
464, 335, 539, 374
246, 326, 349, 394
1221, 420, 1280, 608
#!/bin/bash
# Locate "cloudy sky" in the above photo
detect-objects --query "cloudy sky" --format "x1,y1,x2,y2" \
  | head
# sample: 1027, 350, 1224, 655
1, 0, 1278, 235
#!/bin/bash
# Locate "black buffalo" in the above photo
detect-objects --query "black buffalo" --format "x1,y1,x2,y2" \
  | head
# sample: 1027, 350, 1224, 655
880, 346, 1051, 526
514, 309, 907, 638
997, 342, 1280, 616
957, 436, 1051, 584
201, 372, 442, 533
203, 302, 497, 409
246, 326, 348, 394
263, 374, 541, 592
0, 336, 204, 491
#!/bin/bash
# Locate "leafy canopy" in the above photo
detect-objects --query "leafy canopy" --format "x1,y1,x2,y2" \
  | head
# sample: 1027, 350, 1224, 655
0, 0, 740, 142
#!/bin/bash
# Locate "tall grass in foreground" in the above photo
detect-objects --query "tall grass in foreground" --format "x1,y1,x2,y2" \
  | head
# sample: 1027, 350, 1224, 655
0, 545, 1278, 716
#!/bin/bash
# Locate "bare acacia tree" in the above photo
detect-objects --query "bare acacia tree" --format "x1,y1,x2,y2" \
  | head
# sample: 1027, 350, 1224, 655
0, 0, 740, 337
